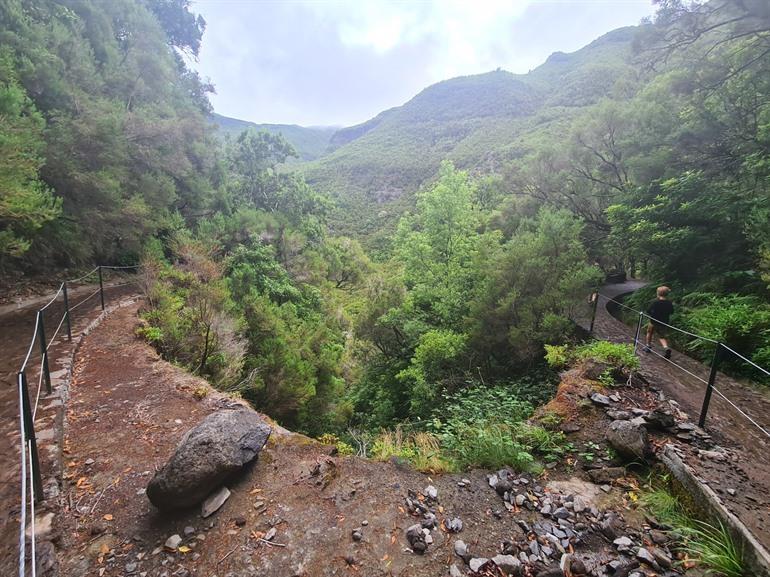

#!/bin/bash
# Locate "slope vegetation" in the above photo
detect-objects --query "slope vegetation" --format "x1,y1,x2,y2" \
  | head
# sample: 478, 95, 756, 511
297, 27, 640, 247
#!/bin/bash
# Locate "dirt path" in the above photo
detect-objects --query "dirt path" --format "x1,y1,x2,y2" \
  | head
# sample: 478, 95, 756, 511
590, 280, 770, 552
58, 302, 683, 577
0, 282, 138, 576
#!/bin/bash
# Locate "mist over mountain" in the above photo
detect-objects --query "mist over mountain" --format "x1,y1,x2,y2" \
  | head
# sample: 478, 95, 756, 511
209, 113, 337, 161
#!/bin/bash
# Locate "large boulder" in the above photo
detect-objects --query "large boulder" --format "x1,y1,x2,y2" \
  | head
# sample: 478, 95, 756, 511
147, 410, 272, 510
606, 419, 648, 462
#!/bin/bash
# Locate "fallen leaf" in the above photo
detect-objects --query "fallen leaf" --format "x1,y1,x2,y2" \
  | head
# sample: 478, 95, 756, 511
380, 554, 389, 561
103, 514, 113, 521
178, 545, 191, 554
99, 543, 110, 555
390, 535, 396, 545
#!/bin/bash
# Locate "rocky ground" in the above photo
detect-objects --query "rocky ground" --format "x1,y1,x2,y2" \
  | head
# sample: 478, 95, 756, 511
40, 301, 732, 577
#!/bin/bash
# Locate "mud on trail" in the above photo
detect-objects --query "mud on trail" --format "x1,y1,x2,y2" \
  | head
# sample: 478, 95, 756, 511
54, 301, 714, 577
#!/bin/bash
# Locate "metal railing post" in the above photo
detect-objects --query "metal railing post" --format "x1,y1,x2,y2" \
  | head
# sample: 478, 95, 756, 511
589, 292, 599, 334
36, 311, 52, 394
18, 372, 43, 500
699, 343, 723, 428
62, 281, 72, 341
98, 266, 106, 310
633, 312, 643, 354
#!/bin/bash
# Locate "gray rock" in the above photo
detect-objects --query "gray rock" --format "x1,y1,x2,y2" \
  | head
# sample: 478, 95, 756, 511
492, 554, 521, 575
406, 524, 427, 553
147, 410, 271, 510
572, 496, 586, 513
607, 409, 631, 420
587, 466, 625, 484
651, 547, 672, 568
469, 558, 489, 573
614, 536, 633, 551
454, 539, 469, 560
201, 486, 231, 518
449, 564, 463, 577
351, 529, 362, 542
125, 562, 138, 573
515, 494, 526, 507
445, 517, 463, 533
636, 547, 660, 569
646, 409, 675, 430
590, 392, 611, 406
424, 485, 438, 500
552, 507, 570, 519
164, 535, 182, 551
183, 526, 195, 537
606, 420, 649, 461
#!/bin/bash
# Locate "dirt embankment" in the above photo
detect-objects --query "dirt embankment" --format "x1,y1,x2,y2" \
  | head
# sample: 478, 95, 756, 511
49, 302, 723, 577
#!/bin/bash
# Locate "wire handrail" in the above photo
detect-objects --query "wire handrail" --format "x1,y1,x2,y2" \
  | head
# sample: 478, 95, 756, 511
711, 386, 770, 440
14, 264, 140, 577
20, 314, 40, 374
38, 283, 64, 312
598, 292, 719, 343
65, 267, 100, 284
633, 336, 709, 385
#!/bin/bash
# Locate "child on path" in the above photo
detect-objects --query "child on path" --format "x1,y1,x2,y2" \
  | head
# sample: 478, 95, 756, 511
645, 286, 674, 359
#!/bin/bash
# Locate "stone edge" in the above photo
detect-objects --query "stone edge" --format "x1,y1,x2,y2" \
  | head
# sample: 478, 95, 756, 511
661, 443, 770, 576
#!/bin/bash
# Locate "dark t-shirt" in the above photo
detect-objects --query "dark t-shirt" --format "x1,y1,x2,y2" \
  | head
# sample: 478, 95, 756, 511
648, 299, 674, 324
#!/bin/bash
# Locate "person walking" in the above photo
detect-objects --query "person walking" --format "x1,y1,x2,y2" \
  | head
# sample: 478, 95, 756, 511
644, 286, 674, 359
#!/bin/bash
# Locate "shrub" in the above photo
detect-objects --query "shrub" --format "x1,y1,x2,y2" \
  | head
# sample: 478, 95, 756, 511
371, 427, 454, 473
545, 341, 639, 372
317, 433, 355, 456
429, 384, 566, 471
641, 482, 744, 577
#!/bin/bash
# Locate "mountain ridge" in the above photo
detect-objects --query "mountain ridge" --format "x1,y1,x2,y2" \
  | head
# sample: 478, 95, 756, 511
208, 113, 338, 161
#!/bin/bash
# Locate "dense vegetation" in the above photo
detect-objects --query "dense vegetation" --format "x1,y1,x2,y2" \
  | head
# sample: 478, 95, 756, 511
3, 0, 770, 468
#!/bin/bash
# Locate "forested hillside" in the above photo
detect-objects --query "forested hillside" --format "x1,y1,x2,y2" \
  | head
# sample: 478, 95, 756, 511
2, 0, 769, 474
209, 112, 336, 161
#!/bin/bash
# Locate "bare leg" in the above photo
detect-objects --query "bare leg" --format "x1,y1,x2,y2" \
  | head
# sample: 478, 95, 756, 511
659, 337, 669, 349
646, 325, 654, 347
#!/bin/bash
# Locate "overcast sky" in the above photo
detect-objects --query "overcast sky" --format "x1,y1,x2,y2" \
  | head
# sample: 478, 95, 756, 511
191, 0, 656, 127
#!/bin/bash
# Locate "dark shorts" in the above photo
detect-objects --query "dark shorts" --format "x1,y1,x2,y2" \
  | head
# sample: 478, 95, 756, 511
648, 321, 668, 336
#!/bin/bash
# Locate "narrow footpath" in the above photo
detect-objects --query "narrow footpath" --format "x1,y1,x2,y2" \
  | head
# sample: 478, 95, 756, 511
0, 283, 137, 576
590, 280, 770, 553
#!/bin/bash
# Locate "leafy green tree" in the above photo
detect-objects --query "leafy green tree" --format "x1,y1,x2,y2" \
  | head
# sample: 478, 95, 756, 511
395, 161, 483, 327
469, 209, 601, 369
0, 56, 61, 259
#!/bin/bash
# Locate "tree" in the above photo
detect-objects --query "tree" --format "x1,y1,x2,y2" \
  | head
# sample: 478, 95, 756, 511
468, 209, 601, 369
0, 57, 61, 260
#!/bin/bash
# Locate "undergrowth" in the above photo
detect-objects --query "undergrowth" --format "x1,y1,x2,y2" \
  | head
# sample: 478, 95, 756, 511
545, 341, 639, 372
641, 479, 745, 577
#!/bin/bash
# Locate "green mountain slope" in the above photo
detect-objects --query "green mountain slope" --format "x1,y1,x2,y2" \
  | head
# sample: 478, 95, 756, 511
296, 27, 642, 249
209, 113, 337, 161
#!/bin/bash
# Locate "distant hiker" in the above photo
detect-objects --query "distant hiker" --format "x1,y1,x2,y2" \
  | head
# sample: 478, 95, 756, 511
644, 286, 673, 359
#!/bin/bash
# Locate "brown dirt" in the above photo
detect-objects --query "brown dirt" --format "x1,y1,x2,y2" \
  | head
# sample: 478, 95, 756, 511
0, 281, 138, 577
590, 280, 770, 553
57, 302, 672, 577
